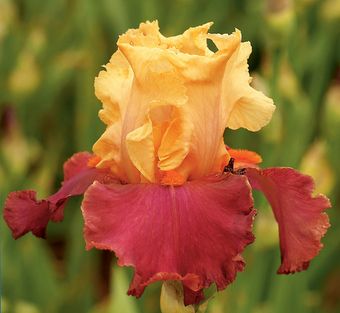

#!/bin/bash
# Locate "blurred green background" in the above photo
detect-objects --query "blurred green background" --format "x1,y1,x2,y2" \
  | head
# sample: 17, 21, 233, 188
1, 0, 339, 312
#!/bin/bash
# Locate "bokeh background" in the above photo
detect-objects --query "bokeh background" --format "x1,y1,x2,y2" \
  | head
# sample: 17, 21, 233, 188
1, 0, 339, 312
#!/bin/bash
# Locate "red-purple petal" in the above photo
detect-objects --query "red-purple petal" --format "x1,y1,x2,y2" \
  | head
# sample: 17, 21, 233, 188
3, 191, 49, 239
82, 173, 255, 305
246, 167, 331, 274
3, 152, 116, 239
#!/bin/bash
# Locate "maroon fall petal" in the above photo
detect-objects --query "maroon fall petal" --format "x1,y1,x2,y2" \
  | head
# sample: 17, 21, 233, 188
3, 152, 116, 239
3, 190, 49, 239
246, 167, 331, 274
82, 173, 255, 305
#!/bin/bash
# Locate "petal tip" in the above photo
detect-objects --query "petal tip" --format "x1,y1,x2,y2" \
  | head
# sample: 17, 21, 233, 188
3, 190, 50, 239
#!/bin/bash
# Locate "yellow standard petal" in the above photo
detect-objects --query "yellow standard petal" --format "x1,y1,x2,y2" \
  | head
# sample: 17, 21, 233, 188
93, 21, 275, 184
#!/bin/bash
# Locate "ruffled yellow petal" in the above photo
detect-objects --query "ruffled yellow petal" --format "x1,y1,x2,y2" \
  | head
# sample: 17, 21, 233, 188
118, 27, 241, 180
119, 27, 238, 82
119, 20, 213, 56
93, 22, 275, 184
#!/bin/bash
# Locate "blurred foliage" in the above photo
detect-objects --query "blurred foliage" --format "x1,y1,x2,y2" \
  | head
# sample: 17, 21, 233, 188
1, 0, 340, 312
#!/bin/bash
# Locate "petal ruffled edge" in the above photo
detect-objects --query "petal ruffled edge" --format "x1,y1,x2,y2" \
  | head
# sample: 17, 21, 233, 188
246, 167, 331, 273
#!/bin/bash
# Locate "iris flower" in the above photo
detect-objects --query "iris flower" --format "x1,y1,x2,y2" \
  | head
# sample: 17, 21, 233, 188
4, 22, 330, 307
